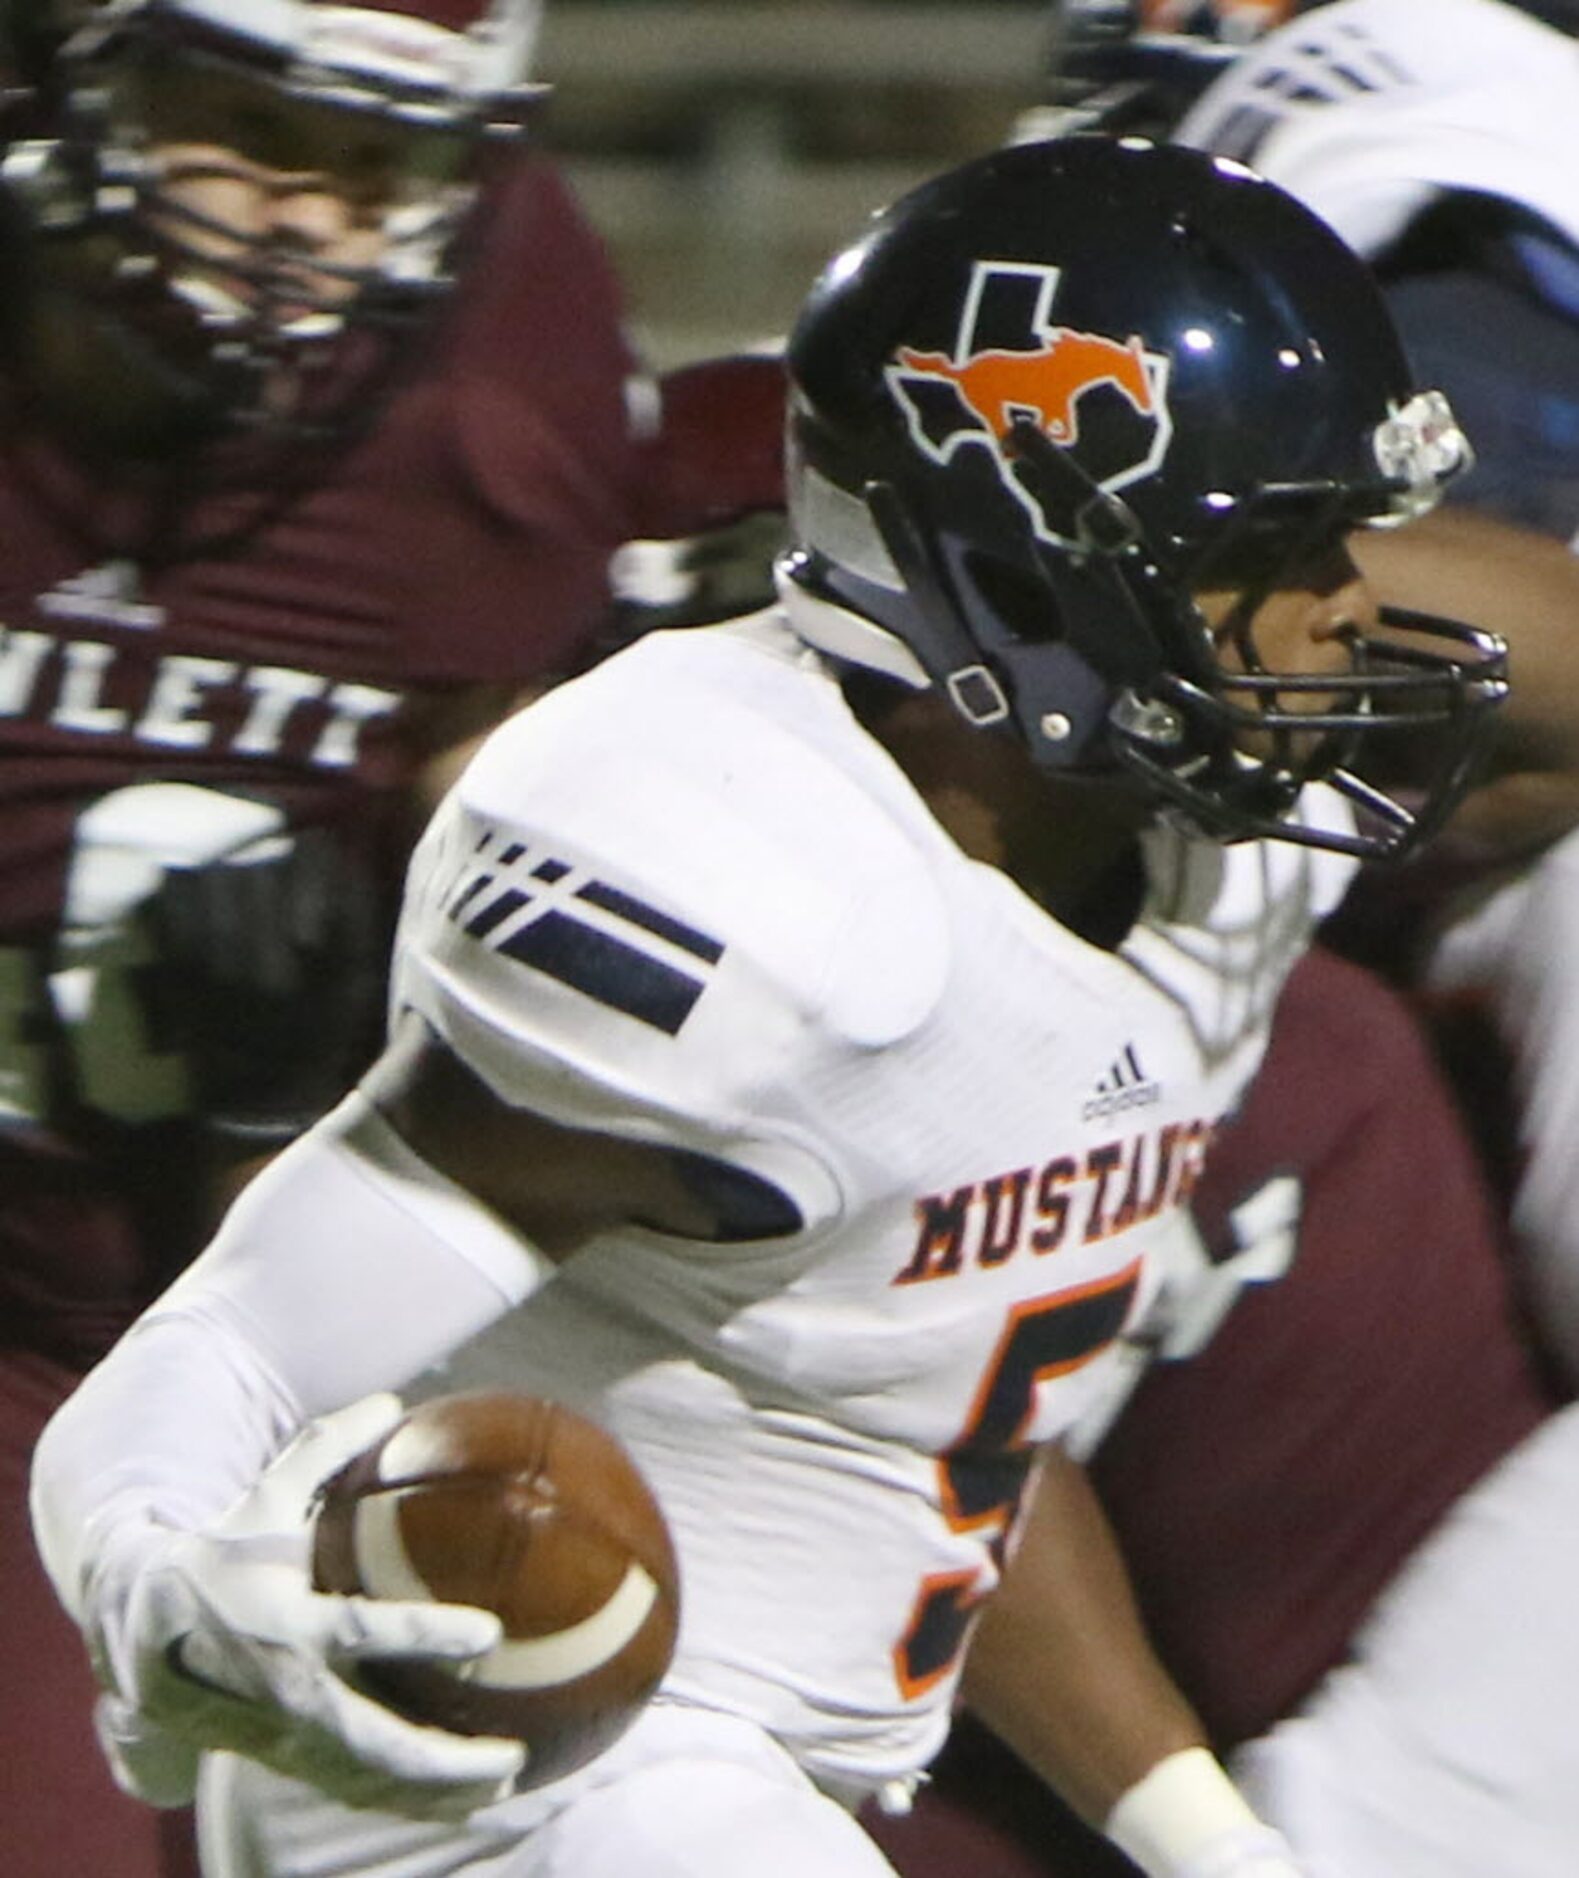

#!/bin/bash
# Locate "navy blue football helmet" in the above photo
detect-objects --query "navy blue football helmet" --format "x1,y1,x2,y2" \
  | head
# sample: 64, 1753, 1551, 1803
782, 137, 1508, 859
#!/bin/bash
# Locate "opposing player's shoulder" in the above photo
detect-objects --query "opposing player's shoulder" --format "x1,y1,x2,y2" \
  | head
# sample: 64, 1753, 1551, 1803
455, 156, 630, 361
395, 617, 949, 1128
440, 154, 643, 537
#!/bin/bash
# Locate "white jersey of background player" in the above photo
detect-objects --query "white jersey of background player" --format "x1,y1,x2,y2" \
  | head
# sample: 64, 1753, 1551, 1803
1175, 0, 1579, 271
28, 139, 1503, 1878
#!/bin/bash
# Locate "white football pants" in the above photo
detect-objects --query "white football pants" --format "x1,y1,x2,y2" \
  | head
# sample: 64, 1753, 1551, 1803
196, 1700, 904, 1878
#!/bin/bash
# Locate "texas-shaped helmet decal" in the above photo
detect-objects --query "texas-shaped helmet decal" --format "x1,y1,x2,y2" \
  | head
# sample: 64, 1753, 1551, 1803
885, 261, 1173, 549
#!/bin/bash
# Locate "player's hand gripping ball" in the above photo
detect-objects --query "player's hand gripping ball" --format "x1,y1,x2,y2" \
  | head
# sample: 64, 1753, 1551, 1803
311, 1391, 680, 1789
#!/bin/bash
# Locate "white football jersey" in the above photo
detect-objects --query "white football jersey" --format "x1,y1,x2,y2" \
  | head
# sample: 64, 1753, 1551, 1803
392, 612, 1355, 1792
1177, 0, 1579, 261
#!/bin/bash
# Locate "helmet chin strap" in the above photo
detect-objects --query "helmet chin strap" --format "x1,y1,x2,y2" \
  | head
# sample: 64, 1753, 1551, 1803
862, 479, 1017, 726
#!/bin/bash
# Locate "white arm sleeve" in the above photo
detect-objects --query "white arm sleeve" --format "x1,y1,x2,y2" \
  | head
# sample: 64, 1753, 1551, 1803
31, 1088, 551, 1625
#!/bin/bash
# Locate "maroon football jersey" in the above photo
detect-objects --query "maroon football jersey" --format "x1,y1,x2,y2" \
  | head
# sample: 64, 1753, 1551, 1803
1090, 944, 1554, 1743
0, 154, 642, 1352
0, 156, 638, 938
869, 946, 1558, 1878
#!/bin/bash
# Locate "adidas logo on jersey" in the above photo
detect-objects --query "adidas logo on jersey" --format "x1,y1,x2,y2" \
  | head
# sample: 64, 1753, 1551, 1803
38, 559, 166, 632
1082, 1043, 1161, 1122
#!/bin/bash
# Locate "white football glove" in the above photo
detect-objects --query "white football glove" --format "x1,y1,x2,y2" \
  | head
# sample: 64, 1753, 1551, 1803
85, 1393, 526, 1820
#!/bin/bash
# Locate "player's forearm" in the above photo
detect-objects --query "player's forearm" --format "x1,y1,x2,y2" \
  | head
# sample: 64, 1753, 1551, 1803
964, 1448, 1304, 1877
30, 1303, 304, 1626
963, 1444, 1205, 1824
31, 1087, 547, 1625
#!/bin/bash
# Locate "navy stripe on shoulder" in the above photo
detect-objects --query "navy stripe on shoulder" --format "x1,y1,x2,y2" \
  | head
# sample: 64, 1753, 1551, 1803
440, 829, 726, 1034
576, 880, 725, 963
498, 910, 707, 1035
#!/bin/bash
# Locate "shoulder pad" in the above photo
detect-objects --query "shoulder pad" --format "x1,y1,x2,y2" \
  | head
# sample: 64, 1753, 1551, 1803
392, 627, 948, 1202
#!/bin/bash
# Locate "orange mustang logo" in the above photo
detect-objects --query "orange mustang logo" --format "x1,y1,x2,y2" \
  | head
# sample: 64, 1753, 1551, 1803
885, 259, 1174, 547
894, 331, 1159, 448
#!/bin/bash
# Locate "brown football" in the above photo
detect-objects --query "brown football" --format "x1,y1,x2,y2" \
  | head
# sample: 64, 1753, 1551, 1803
311, 1390, 680, 1789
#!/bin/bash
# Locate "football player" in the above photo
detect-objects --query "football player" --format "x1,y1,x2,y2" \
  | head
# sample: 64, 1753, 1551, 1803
29, 137, 1506, 1878
0, 3, 647, 1875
